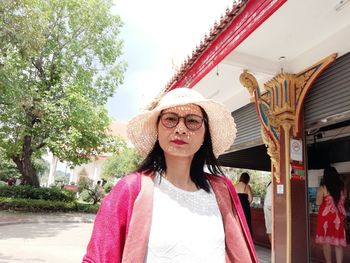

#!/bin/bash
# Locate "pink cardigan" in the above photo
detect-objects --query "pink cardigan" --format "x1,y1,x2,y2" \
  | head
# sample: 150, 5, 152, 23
83, 172, 257, 263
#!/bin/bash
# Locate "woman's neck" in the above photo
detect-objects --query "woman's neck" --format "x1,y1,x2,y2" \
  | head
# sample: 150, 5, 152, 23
163, 154, 198, 191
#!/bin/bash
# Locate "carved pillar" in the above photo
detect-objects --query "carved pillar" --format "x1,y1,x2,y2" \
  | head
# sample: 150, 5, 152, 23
240, 54, 336, 263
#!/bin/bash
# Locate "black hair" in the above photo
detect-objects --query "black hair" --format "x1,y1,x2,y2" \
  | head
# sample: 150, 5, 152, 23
135, 107, 224, 192
323, 166, 344, 206
239, 172, 250, 184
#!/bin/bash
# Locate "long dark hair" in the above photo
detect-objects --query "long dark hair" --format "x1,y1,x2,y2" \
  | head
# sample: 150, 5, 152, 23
323, 166, 344, 206
239, 172, 250, 184
135, 107, 224, 192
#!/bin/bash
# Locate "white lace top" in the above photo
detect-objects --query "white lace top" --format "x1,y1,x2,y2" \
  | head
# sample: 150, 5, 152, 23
145, 173, 225, 263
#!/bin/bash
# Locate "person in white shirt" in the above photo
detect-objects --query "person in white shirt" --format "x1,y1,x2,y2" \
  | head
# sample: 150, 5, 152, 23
264, 181, 272, 243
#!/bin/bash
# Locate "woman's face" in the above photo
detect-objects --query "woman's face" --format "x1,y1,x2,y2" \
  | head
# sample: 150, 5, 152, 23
157, 104, 206, 159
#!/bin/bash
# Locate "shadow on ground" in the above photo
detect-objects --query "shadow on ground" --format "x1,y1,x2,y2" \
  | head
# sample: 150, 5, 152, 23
0, 252, 46, 263
0, 222, 82, 240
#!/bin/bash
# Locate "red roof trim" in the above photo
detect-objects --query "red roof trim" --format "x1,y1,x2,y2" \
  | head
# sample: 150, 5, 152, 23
167, 0, 286, 91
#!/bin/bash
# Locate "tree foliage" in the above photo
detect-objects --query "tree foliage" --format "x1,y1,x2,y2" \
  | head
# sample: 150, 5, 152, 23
0, 148, 20, 181
77, 176, 104, 205
0, 147, 49, 182
102, 139, 142, 180
0, 0, 126, 186
222, 167, 271, 198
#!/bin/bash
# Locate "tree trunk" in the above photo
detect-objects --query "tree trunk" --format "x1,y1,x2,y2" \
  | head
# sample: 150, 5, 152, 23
12, 135, 40, 187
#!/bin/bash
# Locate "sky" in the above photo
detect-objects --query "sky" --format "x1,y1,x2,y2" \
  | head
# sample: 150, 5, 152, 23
107, 0, 236, 122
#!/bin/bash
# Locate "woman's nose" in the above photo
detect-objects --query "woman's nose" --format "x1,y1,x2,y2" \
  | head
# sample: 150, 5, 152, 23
175, 118, 187, 134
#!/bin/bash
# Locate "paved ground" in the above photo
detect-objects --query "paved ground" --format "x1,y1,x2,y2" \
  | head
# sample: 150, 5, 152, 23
0, 210, 271, 263
0, 211, 95, 263
255, 245, 271, 263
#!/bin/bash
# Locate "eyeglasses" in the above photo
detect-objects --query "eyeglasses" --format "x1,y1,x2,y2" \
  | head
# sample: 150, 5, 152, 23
159, 112, 205, 131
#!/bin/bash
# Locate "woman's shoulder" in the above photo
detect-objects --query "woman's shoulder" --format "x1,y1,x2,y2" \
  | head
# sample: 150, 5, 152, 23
234, 181, 247, 192
116, 172, 140, 185
108, 172, 143, 197
318, 185, 325, 190
318, 185, 331, 197
206, 173, 236, 192
206, 173, 230, 184
321, 185, 328, 193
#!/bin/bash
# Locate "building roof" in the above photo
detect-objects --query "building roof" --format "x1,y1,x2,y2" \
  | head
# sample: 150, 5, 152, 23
156, 0, 350, 114
164, 0, 248, 92
149, 0, 350, 165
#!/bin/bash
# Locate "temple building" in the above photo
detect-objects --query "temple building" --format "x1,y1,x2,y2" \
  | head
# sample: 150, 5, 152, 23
70, 120, 128, 184
153, 0, 350, 262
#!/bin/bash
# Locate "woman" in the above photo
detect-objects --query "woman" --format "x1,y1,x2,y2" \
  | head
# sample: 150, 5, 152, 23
235, 172, 253, 235
83, 87, 257, 263
316, 167, 346, 263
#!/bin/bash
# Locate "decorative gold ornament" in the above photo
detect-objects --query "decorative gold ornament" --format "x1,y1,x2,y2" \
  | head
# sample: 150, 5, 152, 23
240, 54, 337, 182
239, 70, 258, 95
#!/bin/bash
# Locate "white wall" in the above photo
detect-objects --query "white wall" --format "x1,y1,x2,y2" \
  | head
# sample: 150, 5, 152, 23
308, 161, 350, 187
72, 157, 109, 184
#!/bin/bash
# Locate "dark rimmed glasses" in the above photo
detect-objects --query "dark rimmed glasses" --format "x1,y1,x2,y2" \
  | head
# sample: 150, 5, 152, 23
159, 112, 206, 131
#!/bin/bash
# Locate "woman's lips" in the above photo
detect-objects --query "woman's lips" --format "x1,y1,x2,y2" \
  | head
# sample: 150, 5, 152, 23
171, 139, 187, 145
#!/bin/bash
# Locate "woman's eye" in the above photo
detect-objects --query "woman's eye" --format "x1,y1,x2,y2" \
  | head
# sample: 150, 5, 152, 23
188, 119, 199, 124
163, 114, 178, 122
187, 116, 201, 123
166, 116, 177, 122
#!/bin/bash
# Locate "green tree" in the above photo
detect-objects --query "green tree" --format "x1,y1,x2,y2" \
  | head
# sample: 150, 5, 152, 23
77, 176, 103, 205
0, 148, 20, 182
33, 155, 50, 185
0, 149, 49, 184
102, 144, 142, 180
33, 154, 50, 177
0, 0, 126, 186
54, 170, 69, 185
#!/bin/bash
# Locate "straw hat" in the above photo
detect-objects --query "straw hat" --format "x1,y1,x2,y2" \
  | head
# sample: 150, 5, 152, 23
127, 87, 236, 158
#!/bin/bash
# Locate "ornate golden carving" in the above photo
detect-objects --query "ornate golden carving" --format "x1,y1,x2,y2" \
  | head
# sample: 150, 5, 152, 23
294, 54, 337, 135
240, 54, 337, 183
239, 70, 258, 95
261, 127, 280, 182
241, 55, 336, 263
260, 92, 271, 106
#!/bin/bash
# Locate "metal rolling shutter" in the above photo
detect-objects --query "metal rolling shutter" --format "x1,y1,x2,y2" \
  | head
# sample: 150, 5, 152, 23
219, 102, 268, 170
304, 52, 350, 129
229, 102, 263, 152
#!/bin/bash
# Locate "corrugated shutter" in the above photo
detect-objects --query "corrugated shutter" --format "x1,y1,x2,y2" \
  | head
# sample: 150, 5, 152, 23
304, 52, 350, 129
228, 102, 263, 152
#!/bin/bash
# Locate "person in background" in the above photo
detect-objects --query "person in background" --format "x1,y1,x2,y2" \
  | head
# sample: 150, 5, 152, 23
95, 180, 104, 201
235, 172, 254, 235
316, 166, 346, 263
83, 87, 257, 263
264, 181, 272, 244
7, 177, 16, 186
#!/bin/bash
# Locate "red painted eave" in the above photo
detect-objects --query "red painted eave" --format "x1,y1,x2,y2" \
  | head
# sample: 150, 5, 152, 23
165, 0, 287, 92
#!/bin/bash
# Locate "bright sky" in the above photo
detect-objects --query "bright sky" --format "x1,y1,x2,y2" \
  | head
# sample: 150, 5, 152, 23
107, 0, 236, 122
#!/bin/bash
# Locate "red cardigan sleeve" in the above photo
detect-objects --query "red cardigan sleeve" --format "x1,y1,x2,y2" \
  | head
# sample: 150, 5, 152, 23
222, 175, 258, 262
82, 173, 141, 263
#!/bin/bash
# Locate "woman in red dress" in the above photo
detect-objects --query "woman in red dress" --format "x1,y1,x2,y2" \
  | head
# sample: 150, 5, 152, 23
316, 166, 346, 263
